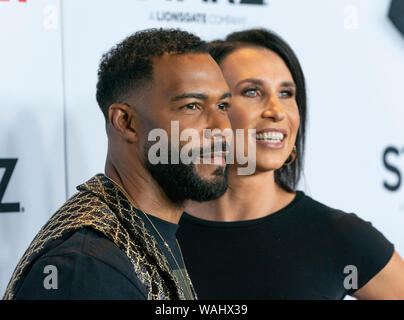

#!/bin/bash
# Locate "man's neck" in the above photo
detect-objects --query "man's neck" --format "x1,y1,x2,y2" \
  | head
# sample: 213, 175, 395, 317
104, 159, 184, 224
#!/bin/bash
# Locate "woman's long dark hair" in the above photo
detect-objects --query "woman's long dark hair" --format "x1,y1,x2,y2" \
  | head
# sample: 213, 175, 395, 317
208, 29, 307, 192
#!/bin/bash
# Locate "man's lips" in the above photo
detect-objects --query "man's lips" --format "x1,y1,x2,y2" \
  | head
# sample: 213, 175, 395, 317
200, 151, 228, 165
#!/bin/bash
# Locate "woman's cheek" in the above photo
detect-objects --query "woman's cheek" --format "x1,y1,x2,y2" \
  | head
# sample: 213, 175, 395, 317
228, 102, 253, 130
288, 107, 300, 144
227, 107, 255, 159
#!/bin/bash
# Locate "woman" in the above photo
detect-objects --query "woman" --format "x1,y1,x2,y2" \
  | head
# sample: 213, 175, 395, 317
177, 29, 404, 299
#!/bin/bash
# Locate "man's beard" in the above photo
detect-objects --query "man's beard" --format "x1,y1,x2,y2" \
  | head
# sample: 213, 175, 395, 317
144, 142, 228, 204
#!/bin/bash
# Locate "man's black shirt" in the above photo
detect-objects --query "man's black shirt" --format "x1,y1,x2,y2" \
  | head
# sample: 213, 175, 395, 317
177, 191, 395, 299
14, 212, 190, 299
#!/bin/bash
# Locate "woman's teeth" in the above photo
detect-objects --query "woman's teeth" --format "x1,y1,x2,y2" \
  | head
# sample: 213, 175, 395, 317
256, 132, 284, 142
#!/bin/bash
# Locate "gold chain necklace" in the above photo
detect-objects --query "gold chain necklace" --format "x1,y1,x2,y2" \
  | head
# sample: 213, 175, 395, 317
140, 211, 196, 300
104, 175, 196, 300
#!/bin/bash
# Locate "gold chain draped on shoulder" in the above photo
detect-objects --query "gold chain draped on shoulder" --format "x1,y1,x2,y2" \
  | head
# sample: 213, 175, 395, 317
3, 174, 194, 300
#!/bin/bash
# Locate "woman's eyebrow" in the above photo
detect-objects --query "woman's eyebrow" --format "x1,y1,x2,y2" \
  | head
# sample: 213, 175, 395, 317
237, 78, 264, 86
280, 81, 296, 88
236, 79, 296, 89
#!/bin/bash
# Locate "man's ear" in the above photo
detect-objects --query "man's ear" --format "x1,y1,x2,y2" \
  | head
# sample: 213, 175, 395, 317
108, 103, 139, 143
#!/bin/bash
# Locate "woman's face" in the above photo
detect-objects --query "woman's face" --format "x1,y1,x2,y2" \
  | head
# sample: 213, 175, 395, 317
220, 46, 300, 173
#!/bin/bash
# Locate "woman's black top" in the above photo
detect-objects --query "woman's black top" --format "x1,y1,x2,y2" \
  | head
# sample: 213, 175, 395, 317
177, 191, 394, 299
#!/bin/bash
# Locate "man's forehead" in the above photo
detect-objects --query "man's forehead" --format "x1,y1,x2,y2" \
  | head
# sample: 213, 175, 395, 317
152, 53, 216, 78
151, 53, 228, 95
153, 52, 210, 66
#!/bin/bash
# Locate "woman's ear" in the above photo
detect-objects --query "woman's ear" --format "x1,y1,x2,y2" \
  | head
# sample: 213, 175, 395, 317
108, 103, 138, 143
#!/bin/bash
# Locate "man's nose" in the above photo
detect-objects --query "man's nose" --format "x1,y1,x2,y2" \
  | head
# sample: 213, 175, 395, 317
202, 108, 232, 145
206, 108, 231, 132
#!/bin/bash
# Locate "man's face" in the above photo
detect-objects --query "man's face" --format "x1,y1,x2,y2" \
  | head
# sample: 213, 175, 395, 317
134, 53, 232, 203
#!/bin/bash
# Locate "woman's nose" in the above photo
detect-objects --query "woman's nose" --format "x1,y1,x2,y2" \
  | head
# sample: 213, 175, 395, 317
261, 97, 286, 122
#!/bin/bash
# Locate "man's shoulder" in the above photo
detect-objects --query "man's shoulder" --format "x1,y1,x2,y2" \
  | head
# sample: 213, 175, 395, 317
13, 228, 147, 299
42, 227, 133, 271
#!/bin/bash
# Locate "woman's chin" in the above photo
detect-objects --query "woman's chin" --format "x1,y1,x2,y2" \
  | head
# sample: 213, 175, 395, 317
254, 155, 286, 171
227, 163, 284, 175
255, 162, 284, 173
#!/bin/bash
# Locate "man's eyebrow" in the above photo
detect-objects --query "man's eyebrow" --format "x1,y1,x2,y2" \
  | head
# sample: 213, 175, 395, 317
171, 92, 231, 102
220, 92, 232, 100
171, 93, 208, 102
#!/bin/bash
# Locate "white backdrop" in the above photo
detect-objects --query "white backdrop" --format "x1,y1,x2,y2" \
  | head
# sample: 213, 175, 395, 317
1, 0, 403, 298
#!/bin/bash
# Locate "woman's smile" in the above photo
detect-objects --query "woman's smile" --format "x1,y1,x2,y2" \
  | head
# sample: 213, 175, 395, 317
254, 128, 287, 149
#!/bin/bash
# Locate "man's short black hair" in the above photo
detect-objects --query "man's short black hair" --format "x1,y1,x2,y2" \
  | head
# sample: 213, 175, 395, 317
96, 28, 207, 120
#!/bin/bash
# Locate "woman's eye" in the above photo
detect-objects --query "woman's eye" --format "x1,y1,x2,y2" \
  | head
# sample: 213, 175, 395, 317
243, 88, 259, 97
217, 102, 230, 111
279, 90, 295, 98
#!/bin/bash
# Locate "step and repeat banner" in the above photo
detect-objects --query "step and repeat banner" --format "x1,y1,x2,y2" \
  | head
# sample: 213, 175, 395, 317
1, 0, 403, 297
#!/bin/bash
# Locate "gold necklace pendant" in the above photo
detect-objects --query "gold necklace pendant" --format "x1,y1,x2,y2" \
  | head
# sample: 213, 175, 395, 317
142, 212, 196, 300
103, 175, 196, 300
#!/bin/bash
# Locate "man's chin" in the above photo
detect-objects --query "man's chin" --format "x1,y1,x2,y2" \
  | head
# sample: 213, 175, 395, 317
186, 165, 228, 202
145, 160, 228, 203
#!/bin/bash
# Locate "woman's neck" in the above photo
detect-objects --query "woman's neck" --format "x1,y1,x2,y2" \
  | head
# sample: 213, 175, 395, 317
185, 167, 296, 222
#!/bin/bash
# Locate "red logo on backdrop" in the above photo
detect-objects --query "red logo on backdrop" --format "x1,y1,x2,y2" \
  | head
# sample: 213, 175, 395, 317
0, 0, 27, 2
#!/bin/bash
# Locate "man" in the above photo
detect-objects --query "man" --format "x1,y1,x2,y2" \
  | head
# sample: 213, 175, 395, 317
3, 29, 231, 300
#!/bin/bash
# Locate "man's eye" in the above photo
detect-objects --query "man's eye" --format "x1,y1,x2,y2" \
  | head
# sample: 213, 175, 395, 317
243, 88, 259, 97
217, 102, 230, 111
182, 103, 198, 110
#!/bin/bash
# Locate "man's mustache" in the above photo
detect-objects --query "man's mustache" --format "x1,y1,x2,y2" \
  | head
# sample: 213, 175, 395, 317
198, 141, 231, 157
149, 140, 231, 164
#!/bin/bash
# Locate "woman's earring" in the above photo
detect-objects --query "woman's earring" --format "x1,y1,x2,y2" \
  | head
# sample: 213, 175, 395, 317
284, 145, 297, 166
